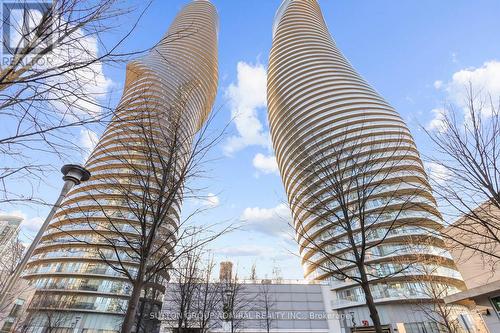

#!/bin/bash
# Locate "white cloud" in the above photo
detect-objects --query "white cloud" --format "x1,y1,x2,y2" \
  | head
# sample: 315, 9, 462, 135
252, 153, 279, 175
425, 162, 451, 185
223, 62, 269, 155
5, 210, 44, 233
79, 128, 99, 161
44, 27, 113, 116
214, 245, 294, 261
433, 80, 443, 90
241, 203, 292, 239
8, 9, 113, 117
448, 61, 500, 103
191, 193, 220, 208
204, 193, 220, 208
22, 216, 44, 233
215, 245, 275, 257
426, 108, 448, 132
435, 60, 500, 117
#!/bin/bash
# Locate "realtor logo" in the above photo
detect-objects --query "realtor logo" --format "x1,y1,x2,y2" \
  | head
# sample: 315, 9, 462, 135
2, 1, 53, 56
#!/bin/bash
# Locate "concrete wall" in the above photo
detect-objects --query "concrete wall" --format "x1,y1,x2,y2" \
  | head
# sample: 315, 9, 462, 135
444, 204, 500, 290
475, 295, 500, 333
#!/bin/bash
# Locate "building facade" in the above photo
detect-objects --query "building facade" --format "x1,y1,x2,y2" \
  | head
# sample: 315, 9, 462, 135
161, 279, 340, 333
0, 215, 22, 255
160, 262, 340, 332
444, 202, 500, 333
267, 1, 473, 332
21, 1, 218, 332
0, 215, 28, 333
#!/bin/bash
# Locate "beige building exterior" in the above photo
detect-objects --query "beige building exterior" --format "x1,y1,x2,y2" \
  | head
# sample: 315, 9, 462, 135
0, 215, 22, 255
0, 281, 35, 333
268, 0, 475, 332
0, 215, 29, 333
444, 203, 500, 333
20, 1, 219, 332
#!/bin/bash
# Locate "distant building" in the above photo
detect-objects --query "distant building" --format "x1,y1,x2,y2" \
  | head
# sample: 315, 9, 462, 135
0, 215, 22, 255
444, 203, 500, 333
161, 279, 340, 333
161, 261, 339, 332
219, 262, 234, 282
0, 214, 33, 333
0, 282, 35, 333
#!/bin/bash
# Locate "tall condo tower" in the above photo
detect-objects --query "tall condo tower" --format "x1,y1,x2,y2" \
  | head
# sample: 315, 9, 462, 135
22, 1, 218, 332
268, 0, 469, 330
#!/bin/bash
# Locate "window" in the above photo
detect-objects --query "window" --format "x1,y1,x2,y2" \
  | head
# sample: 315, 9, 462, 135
404, 322, 439, 333
490, 295, 500, 316
0, 320, 13, 332
8, 298, 25, 317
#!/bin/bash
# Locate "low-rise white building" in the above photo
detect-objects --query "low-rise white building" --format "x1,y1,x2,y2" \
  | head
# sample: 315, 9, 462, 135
160, 279, 341, 333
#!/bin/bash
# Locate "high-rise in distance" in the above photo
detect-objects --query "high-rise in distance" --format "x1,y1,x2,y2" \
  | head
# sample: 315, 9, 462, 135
268, 0, 471, 331
0, 215, 22, 255
22, 1, 218, 332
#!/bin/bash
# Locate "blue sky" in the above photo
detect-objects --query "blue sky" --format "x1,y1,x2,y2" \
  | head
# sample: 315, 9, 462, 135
6, 0, 500, 279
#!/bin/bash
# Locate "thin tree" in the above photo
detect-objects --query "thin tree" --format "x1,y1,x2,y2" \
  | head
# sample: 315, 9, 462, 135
44, 85, 230, 333
222, 273, 252, 333
162, 249, 222, 333
194, 256, 222, 333
291, 128, 439, 333
424, 83, 500, 269
271, 260, 282, 281
0, 229, 26, 315
165, 247, 204, 332
258, 281, 276, 333
249, 263, 257, 281
0, 0, 193, 206
403, 255, 468, 333
21, 296, 75, 333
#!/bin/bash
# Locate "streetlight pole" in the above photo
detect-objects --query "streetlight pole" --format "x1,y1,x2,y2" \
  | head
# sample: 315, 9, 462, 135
0, 164, 90, 305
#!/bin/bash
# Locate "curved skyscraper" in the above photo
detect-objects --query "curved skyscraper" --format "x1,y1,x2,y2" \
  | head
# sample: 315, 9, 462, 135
22, 1, 218, 332
268, 0, 469, 330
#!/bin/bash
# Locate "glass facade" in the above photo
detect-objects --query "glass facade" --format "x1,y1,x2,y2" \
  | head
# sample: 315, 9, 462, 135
268, 0, 466, 311
22, 1, 219, 332
336, 282, 462, 303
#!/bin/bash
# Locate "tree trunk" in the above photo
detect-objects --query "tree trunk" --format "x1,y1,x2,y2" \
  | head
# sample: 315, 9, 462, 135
266, 306, 270, 333
359, 279, 383, 333
121, 279, 144, 333
437, 303, 456, 333
135, 287, 148, 333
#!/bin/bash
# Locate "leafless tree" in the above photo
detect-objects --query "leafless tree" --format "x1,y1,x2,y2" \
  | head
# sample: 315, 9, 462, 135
21, 296, 75, 333
162, 249, 223, 333
291, 128, 438, 333
249, 263, 257, 281
424, 84, 500, 270
0, 233, 34, 333
271, 260, 282, 281
0, 230, 26, 315
47, 83, 230, 333
222, 274, 252, 333
164, 248, 204, 332
403, 256, 469, 333
194, 256, 222, 333
257, 281, 276, 333
0, 0, 194, 206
